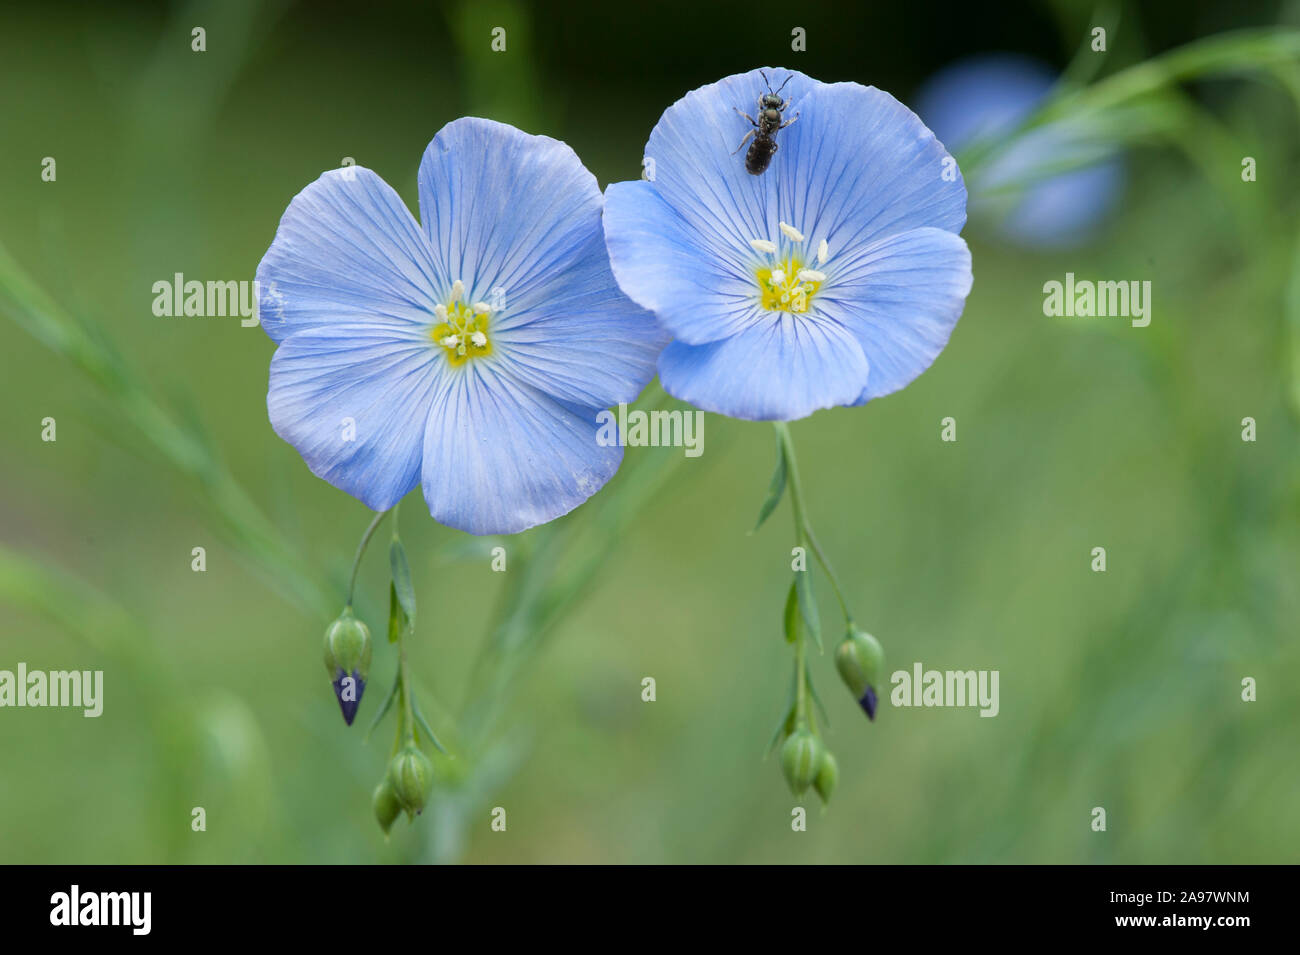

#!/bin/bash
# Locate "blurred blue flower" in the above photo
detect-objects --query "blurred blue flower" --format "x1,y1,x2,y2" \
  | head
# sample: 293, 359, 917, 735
604, 68, 972, 421
914, 54, 1124, 247
257, 118, 665, 534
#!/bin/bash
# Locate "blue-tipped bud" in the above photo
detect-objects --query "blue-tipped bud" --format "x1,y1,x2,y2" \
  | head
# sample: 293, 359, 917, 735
373, 777, 401, 835
813, 749, 839, 804
324, 609, 372, 725
835, 628, 884, 721
780, 728, 825, 797
388, 744, 434, 818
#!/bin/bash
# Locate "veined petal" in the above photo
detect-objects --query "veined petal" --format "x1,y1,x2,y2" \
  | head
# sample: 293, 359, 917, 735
603, 180, 760, 346
256, 167, 443, 343
817, 227, 972, 403
642, 69, 966, 252
417, 117, 602, 306
421, 364, 621, 535
418, 118, 665, 409
490, 226, 668, 409
268, 323, 441, 511
657, 313, 869, 421
770, 80, 967, 254
640, 68, 822, 271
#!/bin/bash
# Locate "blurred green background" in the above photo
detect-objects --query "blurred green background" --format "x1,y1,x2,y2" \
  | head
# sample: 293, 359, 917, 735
2, 0, 1298, 863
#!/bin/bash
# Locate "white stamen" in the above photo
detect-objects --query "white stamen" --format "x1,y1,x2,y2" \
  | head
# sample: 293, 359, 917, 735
749, 238, 777, 254
780, 292, 790, 303
779, 221, 804, 242
470, 331, 487, 347
457, 343, 467, 356
434, 304, 448, 321
797, 268, 826, 283
769, 269, 786, 285
817, 239, 829, 264
441, 334, 461, 348
472, 301, 492, 314
451, 279, 465, 301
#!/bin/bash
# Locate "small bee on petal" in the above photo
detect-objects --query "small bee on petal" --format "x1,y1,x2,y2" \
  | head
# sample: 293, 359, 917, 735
732, 71, 800, 175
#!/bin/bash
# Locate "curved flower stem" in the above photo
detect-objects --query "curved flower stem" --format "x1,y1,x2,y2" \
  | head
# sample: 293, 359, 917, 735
805, 525, 855, 628
388, 503, 417, 750
775, 421, 815, 726
345, 508, 391, 608
794, 621, 811, 727
774, 421, 856, 738
773, 422, 854, 627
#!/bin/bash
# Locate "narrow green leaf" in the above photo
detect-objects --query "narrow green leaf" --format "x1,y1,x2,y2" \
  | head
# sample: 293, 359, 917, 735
795, 569, 822, 652
389, 538, 416, 626
366, 671, 401, 738
386, 582, 402, 644
751, 432, 787, 532
782, 582, 799, 644
411, 695, 449, 754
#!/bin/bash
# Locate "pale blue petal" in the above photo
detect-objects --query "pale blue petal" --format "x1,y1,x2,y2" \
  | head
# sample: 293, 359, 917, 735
603, 180, 759, 346
488, 224, 669, 408
417, 117, 601, 307
640, 68, 823, 270
268, 323, 440, 511
607, 68, 967, 369
657, 313, 869, 421
769, 80, 967, 257
421, 364, 621, 535
816, 227, 972, 404
256, 168, 442, 343
640, 68, 964, 258
417, 117, 665, 408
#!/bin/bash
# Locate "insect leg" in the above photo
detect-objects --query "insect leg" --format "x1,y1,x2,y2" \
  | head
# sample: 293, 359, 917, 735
779, 112, 800, 130
733, 106, 758, 127
732, 129, 755, 155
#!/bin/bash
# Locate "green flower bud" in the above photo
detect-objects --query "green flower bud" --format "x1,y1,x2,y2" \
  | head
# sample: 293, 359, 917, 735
323, 609, 372, 725
324, 608, 372, 678
780, 728, 825, 797
373, 778, 401, 835
835, 628, 884, 720
814, 749, 839, 804
388, 744, 434, 817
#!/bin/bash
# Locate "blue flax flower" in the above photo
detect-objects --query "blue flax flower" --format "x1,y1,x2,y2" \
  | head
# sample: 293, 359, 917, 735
257, 118, 665, 534
603, 67, 973, 421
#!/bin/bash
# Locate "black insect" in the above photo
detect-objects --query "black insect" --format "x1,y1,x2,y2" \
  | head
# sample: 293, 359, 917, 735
733, 71, 800, 175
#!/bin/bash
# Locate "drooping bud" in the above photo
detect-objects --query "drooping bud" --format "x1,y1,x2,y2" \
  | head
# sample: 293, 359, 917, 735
373, 777, 401, 835
813, 749, 839, 804
780, 728, 825, 797
323, 608, 372, 725
835, 627, 884, 720
388, 744, 434, 818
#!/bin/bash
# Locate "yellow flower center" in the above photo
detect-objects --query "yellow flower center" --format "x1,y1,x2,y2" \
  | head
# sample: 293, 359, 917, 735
749, 222, 829, 314
756, 256, 822, 313
431, 288, 493, 367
